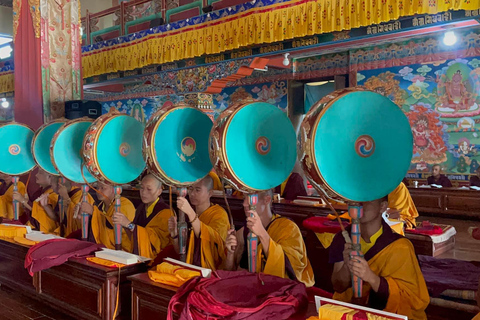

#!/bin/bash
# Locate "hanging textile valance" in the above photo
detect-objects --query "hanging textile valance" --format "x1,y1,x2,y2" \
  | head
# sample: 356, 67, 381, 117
82, 0, 479, 79
0, 73, 14, 94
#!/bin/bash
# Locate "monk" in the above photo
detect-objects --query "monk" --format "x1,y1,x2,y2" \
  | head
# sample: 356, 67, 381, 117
208, 170, 223, 191
80, 182, 136, 252
48, 177, 95, 238
13, 169, 59, 233
0, 173, 26, 220
427, 164, 452, 187
330, 196, 429, 319
113, 174, 173, 259
224, 189, 315, 287
387, 182, 418, 229
274, 172, 307, 201
168, 175, 230, 270
471, 166, 480, 187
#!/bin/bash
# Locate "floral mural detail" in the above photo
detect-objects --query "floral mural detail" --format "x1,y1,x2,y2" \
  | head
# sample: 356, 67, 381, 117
101, 82, 288, 121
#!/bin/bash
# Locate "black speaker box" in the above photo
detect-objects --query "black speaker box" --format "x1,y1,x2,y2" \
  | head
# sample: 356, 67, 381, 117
65, 100, 102, 120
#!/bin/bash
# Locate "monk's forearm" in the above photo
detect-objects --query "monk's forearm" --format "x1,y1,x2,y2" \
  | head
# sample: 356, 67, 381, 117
43, 205, 58, 221
257, 230, 271, 257
191, 219, 201, 238
172, 238, 180, 254
332, 264, 351, 293
366, 273, 381, 292
224, 253, 236, 271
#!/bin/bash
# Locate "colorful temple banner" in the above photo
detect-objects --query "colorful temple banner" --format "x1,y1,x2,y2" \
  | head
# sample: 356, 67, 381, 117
81, 0, 478, 78
40, 0, 82, 120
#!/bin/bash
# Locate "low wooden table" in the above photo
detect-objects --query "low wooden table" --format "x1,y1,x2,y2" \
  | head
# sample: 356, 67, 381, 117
129, 273, 178, 320
0, 238, 147, 320
408, 187, 480, 220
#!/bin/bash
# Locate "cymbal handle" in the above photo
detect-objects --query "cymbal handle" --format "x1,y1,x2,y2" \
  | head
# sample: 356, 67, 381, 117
114, 186, 122, 250
58, 177, 65, 237
247, 194, 258, 273
348, 204, 363, 299
12, 176, 19, 221
177, 187, 188, 262
81, 185, 90, 241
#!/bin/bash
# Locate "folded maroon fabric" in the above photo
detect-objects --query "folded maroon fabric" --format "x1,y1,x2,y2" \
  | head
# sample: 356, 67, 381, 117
168, 270, 308, 320
303, 216, 349, 234
25, 239, 103, 276
419, 255, 480, 296
1, 219, 24, 225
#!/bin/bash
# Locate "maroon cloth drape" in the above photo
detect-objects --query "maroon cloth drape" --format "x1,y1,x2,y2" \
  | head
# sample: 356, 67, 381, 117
14, 0, 44, 129
168, 270, 308, 320
25, 238, 103, 276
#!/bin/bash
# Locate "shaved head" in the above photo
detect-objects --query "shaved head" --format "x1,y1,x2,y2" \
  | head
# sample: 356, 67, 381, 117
259, 189, 273, 201
142, 174, 162, 189
140, 174, 163, 204
199, 175, 214, 191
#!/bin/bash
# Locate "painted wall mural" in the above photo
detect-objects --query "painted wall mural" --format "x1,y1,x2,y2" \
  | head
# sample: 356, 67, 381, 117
101, 81, 288, 121
357, 57, 480, 183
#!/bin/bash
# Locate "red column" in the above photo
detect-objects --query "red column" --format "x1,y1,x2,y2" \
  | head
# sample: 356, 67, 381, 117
14, 0, 44, 130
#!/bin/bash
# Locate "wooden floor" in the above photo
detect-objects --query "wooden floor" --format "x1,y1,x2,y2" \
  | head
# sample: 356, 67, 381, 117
0, 285, 75, 320
418, 216, 480, 262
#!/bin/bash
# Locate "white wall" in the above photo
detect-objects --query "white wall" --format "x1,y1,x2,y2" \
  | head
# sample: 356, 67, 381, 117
80, 0, 115, 30
0, 6, 13, 36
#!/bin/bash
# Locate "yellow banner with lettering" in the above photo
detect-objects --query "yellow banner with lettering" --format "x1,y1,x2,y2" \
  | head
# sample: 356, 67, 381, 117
82, 0, 479, 78
0, 73, 14, 94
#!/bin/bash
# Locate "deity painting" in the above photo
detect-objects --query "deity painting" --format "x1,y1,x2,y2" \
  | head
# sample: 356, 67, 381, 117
436, 62, 479, 117
406, 103, 447, 164
457, 137, 477, 156
130, 103, 146, 124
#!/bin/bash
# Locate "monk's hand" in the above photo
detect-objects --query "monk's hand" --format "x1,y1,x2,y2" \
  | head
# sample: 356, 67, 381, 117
80, 202, 94, 215
226, 229, 237, 254
113, 212, 130, 228
176, 197, 196, 221
58, 184, 69, 200
386, 208, 400, 220
342, 243, 354, 266
38, 194, 49, 207
12, 191, 25, 203
168, 216, 178, 238
349, 256, 378, 285
246, 210, 267, 238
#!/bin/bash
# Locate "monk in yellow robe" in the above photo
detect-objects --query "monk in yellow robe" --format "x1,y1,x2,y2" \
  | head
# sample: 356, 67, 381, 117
224, 189, 315, 287
168, 175, 230, 270
208, 170, 223, 191
49, 177, 95, 238
0, 173, 26, 220
387, 182, 418, 229
330, 196, 429, 320
112, 174, 173, 259
13, 169, 58, 233
80, 182, 135, 252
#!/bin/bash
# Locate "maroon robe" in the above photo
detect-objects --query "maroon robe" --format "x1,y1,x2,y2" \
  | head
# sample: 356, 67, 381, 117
274, 173, 307, 201
427, 175, 452, 187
